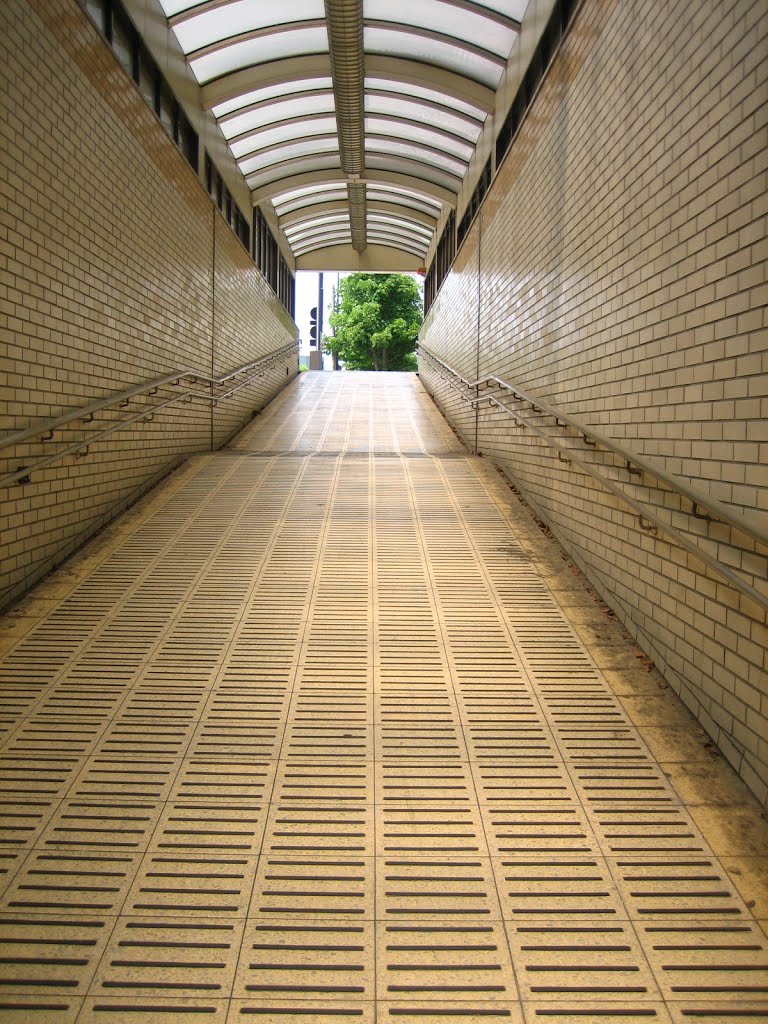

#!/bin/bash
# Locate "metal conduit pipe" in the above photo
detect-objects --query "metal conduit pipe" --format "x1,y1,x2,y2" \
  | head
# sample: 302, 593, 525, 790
325, 0, 367, 251
348, 181, 368, 252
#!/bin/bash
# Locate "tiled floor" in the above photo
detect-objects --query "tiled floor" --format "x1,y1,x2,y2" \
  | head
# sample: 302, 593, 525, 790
0, 372, 766, 1023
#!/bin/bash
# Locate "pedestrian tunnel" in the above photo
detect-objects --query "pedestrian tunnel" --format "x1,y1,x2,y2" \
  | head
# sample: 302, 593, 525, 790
0, 372, 765, 1023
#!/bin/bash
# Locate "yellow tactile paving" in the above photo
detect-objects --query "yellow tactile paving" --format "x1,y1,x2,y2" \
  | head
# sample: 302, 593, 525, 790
0, 372, 766, 1023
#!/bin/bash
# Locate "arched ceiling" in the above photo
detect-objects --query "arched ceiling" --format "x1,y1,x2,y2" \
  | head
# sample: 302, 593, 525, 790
158, 0, 529, 269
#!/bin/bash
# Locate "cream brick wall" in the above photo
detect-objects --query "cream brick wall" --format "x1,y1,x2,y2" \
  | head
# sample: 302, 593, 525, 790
420, 224, 481, 449
0, 0, 298, 610
211, 216, 297, 449
420, 0, 768, 804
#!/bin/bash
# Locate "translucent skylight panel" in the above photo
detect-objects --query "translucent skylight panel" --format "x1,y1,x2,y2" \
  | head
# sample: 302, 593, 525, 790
213, 78, 333, 118
273, 188, 349, 215
293, 237, 351, 256
366, 206, 431, 226
221, 93, 335, 139
369, 231, 429, 253
285, 212, 350, 235
366, 189, 441, 218
291, 228, 351, 243
365, 154, 461, 192
289, 237, 351, 255
273, 182, 347, 205
485, 0, 530, 20
157, 0, 202, 17
190, 25, 328, 84
367, 200, 438, 222
368, 214, 433, 238
368, 232, 431, 253
370, 229, 428, 248
366, 231, 425, 255
288, 224, 352, 245
365, 0, 518, 58
230, 117, 337, 158
364, 27, 504, 90
365, 116, 474, 160
366, 183, 442, 211
239, 136, 339, 175
287, 219, 350, 236
295, 233, 422, 257
246, 153, 341, 188
365, 94, 480, 141
172, 0, 324, 53
278, 182, 343, 201
296, 228, 354, 243
366, 138, 467, 178
365, 77, 486, 122
293, 227, 351, 245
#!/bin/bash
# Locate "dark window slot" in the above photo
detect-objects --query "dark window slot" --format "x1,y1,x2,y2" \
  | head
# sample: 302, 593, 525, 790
85, 0, 198, 173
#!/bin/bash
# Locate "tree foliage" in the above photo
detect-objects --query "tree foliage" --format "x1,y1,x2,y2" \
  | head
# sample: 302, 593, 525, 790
326, 273, 422, 371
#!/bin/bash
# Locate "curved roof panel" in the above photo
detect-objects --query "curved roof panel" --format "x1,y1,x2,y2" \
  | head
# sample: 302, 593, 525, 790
158, 0, 527, 267
230, 116, 338, 159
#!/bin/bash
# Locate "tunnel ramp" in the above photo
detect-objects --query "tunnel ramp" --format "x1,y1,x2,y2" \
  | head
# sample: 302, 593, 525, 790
0, 373, 766, 1022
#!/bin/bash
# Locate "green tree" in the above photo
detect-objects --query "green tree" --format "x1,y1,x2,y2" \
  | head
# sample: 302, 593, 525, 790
326, 273, 422, 371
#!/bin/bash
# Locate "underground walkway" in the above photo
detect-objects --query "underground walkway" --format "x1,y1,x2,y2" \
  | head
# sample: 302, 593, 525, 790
0, 372, 766, 1023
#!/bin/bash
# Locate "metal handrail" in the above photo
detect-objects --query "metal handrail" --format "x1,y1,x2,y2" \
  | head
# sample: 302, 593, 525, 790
418, 344, 768, 549
0, 341, 298, 454
0, 340, 298, 488
478, 391, 768, 611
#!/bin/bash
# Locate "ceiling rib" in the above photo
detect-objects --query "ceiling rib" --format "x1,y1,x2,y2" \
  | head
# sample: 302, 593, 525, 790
364, 20, 508, 73
325, 0, 367, 251
279, 199, 437, 232
366, 113, 477, 151
425, 0, 522, 32
187, 20, 327, 62
364, 54, 495, 112
219, 90, 335, 127
250, 170, 457, 207
168, 0, 255, 27
202, 56, 333, 109
161, 1, 527, 267
365, 87, 484, 131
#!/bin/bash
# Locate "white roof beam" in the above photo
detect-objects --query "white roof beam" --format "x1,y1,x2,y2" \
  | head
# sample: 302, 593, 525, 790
202, 55, 333, 109
251, 170, 457, 209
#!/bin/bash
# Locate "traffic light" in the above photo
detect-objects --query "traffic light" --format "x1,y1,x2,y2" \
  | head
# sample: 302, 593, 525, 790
309, 306, 318, 347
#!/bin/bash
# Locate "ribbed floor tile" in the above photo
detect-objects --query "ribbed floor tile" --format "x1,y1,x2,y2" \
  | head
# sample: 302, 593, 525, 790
89, 917, 243, 999
0, 915, 112, 996
0, 373, 765, 1023
494, 856, 626, 922
81, 996, 229, 1021
506, 919, 659, 1000
0, 998, 83, 1023
378, 1006, 524, 1023
522, 1004, 672, 1022
376, 919, 517, 1002
123, 852, 258, 918
377, 857, 502, 921
36, 801, 162, 854
229, 999, 375, 1021
0, 850, 140, 916
233, 918, 375, 1000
